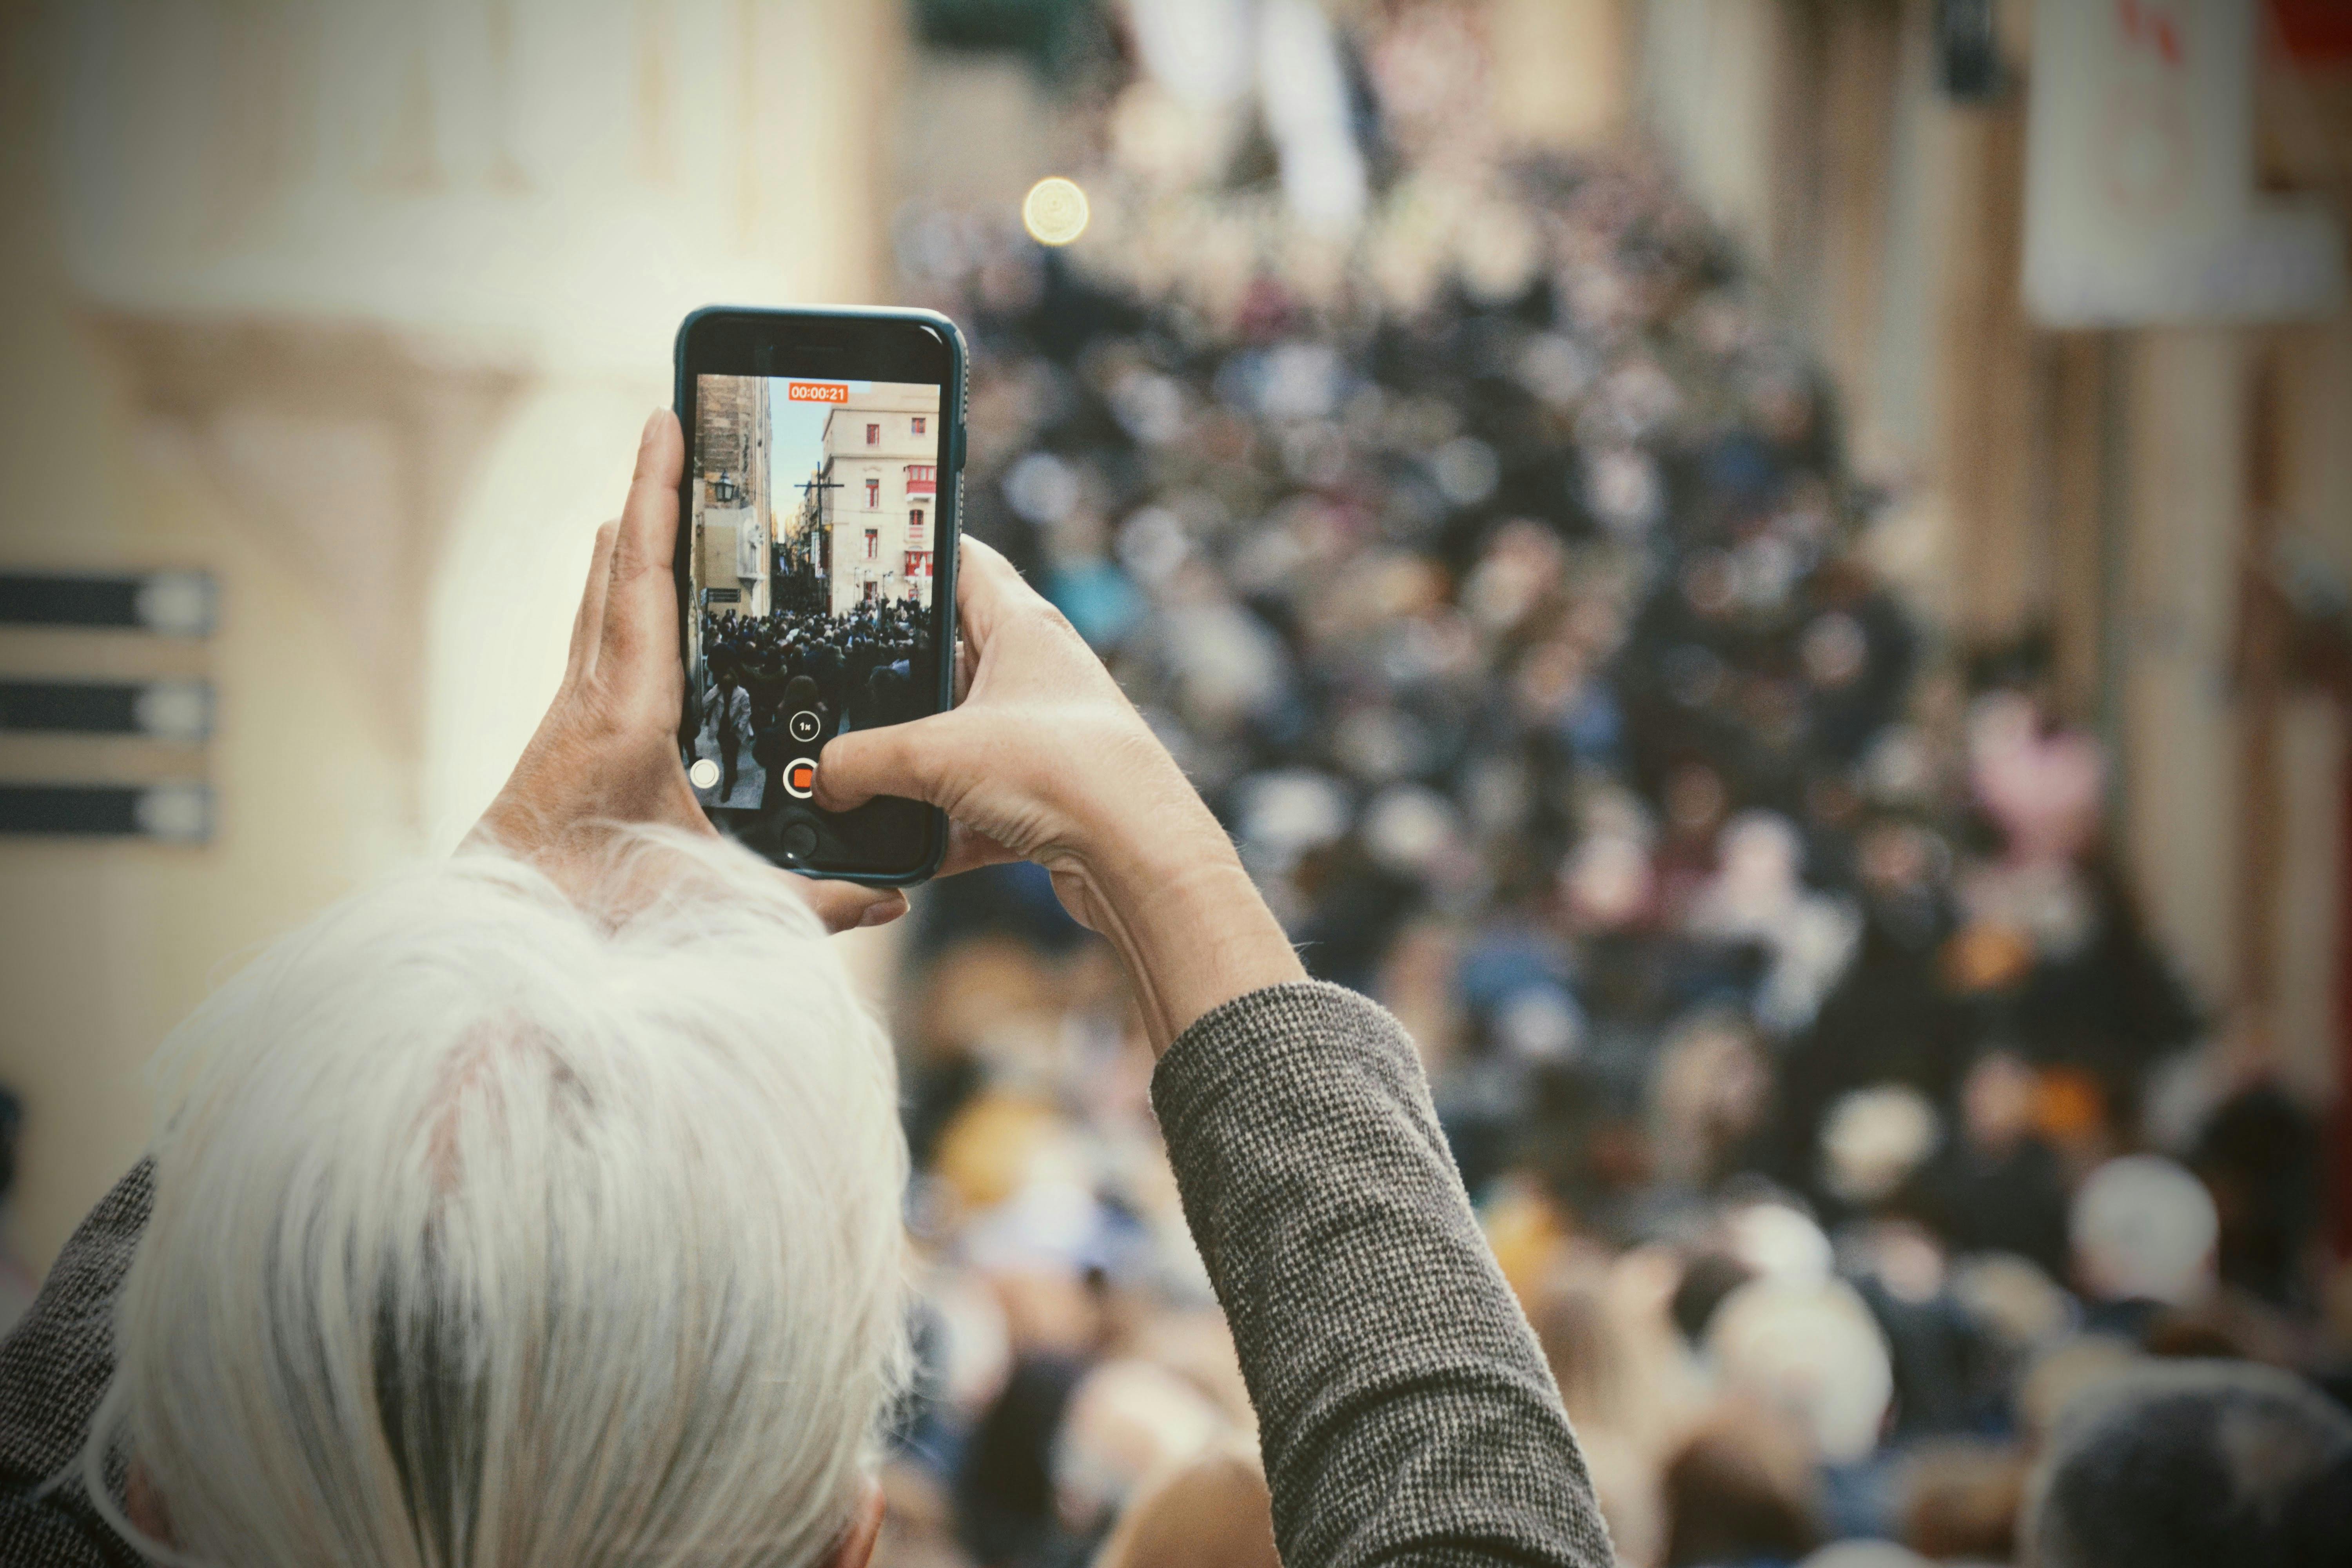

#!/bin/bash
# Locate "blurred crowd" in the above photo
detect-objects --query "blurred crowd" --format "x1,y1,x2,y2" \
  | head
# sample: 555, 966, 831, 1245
862, 5, 2352, 1566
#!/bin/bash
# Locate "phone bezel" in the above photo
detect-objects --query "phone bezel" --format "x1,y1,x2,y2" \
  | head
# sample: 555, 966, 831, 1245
672, 305, 964, 886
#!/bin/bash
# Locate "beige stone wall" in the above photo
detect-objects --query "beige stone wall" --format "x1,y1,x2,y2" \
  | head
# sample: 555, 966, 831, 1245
0, 0, 908, 1269
0, 199, 412, 1267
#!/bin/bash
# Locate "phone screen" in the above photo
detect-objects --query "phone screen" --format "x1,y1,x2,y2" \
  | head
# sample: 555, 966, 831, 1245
682, 364, 951, 878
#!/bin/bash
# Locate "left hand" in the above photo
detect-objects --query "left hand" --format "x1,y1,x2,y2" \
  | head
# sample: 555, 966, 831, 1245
470, 408, 907, 935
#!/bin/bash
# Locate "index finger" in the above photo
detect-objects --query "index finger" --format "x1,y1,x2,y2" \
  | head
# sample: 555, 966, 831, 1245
598, 409, 685, 679
952, 534, 1053, 653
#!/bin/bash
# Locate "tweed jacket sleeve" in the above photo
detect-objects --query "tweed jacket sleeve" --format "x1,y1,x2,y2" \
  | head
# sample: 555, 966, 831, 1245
0, 1161, 152, 1567
1151, 981, 1613, 1568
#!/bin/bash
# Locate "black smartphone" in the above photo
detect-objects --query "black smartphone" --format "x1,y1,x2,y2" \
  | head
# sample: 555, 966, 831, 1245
673, 306, 965, 885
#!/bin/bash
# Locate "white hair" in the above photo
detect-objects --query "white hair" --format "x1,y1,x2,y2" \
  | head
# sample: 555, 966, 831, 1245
2069, 1154, 2217, 1308
1706, 1278, 1893, 1463
83, 829, 910, 1567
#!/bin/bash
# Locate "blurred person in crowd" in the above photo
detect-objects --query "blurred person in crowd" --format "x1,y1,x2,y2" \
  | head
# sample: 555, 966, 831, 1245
1533, 1254, 1704, 1565
1706, 1273, 1898, 1538
1052, 1359, 1230, 1542
2189, 1082, 2326, 1312
1919, 1049, 2072, 1280
1892, 1439, 2024, 1563
2068, 1154, 2219, 1339
1089, 1439, 1279, 1568
1659, 1405, 1821, 1568
2022, 1360, 2352, 1568
1795, 1547, 1933, 1568
0, 417, 1613, 1567
956, 1356, 1089, 1567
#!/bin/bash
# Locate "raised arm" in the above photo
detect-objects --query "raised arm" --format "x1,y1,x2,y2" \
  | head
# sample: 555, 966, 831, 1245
819, 539, 1612, 1567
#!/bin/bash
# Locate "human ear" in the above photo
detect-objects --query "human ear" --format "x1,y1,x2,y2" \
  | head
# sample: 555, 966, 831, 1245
822, 1476, 886, 1568
126, 1460, 174, 1546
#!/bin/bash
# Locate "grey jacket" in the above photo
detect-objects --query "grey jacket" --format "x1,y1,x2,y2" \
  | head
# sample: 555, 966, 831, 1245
0, 980, 1611, 1567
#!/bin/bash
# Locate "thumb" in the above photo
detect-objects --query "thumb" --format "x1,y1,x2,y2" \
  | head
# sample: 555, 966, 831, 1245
814, 713, 964, 813
793, 878, 909, 934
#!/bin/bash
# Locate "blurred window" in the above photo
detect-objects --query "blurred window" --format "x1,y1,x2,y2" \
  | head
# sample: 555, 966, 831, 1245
864, 530, 878, 561
866, 478, 880, 507
912, 416, 926, 435
866, 423, 880, 445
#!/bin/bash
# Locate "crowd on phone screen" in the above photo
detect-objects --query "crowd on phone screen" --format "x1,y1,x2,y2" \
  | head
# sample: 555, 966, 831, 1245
846, 10, 2352, 1568
695, 602, 936, 804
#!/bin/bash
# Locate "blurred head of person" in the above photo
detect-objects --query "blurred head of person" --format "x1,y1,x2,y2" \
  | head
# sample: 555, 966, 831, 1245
956, 1354, 1086, 1566
1818, 1083, 1942, 1209
2023, 1360, 2352, 1568
1707, 1278, 1893, 1465
1966, 691, 2103, 868
1951, 1250, 2076, 1352
1661, 1405, 1822, 1568
1896, 1439, 2025, 1562
1091, 1439, 1279, 1568
1055, 1358, 1231, 1539
2069, 1154, 2218, 1309
1798, 1544, 1934, 1568
88, 834, 910, 1568
1534, 1261, 1683, 1566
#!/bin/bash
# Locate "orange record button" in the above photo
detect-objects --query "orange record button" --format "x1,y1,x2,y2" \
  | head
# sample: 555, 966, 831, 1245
782, 759, 818, 799
788, 382, 849, 403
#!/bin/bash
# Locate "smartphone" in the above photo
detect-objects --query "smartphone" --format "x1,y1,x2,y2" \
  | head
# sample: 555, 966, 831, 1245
673, 306, 965, 885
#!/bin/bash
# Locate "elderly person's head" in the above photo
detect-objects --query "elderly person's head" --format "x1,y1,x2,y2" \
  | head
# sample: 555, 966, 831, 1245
1091, 1439, 1279, 1568
2023, 1360, 2352, 1568
60, 408, 1307, 1567
88, 832, 909, 1566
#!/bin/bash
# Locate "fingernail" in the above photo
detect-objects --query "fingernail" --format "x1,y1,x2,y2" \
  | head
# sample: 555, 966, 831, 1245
858, 897, 905, 928
640, 408, 664, 453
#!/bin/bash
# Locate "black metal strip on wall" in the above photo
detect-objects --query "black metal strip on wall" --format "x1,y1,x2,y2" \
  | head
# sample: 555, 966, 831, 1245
0, 783, 213, 841
0, 679, 213, 740
0, 571, 216, 635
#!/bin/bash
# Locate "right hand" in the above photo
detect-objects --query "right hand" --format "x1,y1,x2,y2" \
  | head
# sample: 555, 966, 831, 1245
816, 537, 1304, 1051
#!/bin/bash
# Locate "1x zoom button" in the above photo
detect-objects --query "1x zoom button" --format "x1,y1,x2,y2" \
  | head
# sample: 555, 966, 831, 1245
788, 710, 822, 743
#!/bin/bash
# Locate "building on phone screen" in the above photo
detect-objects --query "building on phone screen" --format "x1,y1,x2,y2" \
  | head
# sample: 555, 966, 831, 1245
693, 376, 773, 619
813, 385, 938, 615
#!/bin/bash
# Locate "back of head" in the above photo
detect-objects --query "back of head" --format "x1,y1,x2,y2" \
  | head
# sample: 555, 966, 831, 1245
1706, 1278, 1893, 1464
1661, 1408, 1821, 1568
2025, 1359, 2352, 1568
2069, 1155, 2217, 1307
90, 832, 910, 1567
1092, 1441, 1278, 1568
